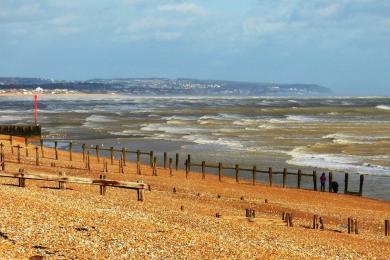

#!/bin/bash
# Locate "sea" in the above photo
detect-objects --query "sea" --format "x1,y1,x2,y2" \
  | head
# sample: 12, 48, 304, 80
1, 95, 390, 200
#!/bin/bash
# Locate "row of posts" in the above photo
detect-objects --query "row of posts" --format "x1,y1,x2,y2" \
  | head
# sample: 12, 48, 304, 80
6, 138, 364, 195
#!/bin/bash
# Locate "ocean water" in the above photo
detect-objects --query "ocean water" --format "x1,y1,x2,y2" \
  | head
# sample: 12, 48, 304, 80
1, 95, 390, 199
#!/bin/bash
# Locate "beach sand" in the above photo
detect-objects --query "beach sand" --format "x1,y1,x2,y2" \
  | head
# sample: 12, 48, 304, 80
0, 135, 389, 258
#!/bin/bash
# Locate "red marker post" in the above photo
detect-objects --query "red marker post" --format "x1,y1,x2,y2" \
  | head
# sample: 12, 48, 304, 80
34, 95, 38, 125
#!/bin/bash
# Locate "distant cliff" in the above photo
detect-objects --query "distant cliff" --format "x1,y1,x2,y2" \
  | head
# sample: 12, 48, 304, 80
0, 77, 332, 96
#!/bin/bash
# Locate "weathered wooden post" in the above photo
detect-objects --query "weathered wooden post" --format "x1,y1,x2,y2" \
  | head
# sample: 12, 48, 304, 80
169, 157, 173, 176
218, 162, 222, 182
137, 160, 141, 175
268, 167, 273, 186
82, 144, 86, 161
313, 170, 317, 191
100, 175, 106, 195
96, 145, 100, 163
87, 151, 91, 171
35, 146, 39, 166
122, 148, 126, 166
185, 159, 189, 178
313, 214, 318, 229
24, 137, 29, 157
136, 180, 144, 201
164, 152, 167, 169
10, 136, 14, 154
348, 218, 358, 234
252, 166, 256, 185
40, 139, 44, 157
328, 172, 333, 192
110, 147, 114, 165
17, 145, 21, 163
235, 164, 239, 183
136, 149, 141, 164
319, 217, 324, 230
59, 172, 66, 190
297, 169, 302, 188
283, 168, 287, 188
201, 161, 206, 179
344, 173, 349, 194
153, 156, 157, 176
175, 153, 179, 171
54, 141, 58, 160
69, 142, 73, 161
18, 172, 25, 187
0, 143, 3, 161
385, 220, 390, 236
359, 175, 364, 196
118, 159, 122, 173
187, 154, 191, 173
149, 151, 154, 167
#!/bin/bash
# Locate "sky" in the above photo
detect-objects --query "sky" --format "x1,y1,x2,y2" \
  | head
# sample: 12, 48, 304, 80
0, 0, 390, 95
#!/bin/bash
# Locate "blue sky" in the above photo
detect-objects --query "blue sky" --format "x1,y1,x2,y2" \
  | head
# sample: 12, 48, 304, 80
1, 0, 390, 95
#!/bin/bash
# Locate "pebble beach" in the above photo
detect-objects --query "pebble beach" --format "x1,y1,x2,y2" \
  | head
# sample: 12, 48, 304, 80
0, 135, 389, 259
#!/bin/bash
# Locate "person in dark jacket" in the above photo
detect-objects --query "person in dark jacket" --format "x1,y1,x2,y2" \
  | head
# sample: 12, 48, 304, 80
320, 173, 326, 192
331, 181, 339, 193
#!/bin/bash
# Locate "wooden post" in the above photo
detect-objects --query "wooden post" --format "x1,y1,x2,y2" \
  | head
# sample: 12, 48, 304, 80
175, 153, 179, 171
136, 180, 144, 201
185, 159, 188, 178
149, 151, 154, 167
17, 145, 21, 163
201, 161, 205, 179
283, 168, 287, 188
100, 175, 106, 195
136, 149, 141, 164
40, 139, 44, 157
268, 167, 273, 186
235, 164, 239, 182
319, 217, 324, 230
328, 172, 333, 192
187, 154, 191, 173
54, 141, 58, 160
137, 161, 141, 175
313, 170, 317, 191
169, 158, 173, 177
252, 166, 256, 185
218, 162, 222, 182
122, 148, 126, 166
10, 136, 14, 154
313, 214, 318, 229
385, 220, 389, 236
69, 142, 73, 161
164, 152, 167, 169
18, 173, 25, 187
344, 173, 349, 194
110, 147, 114, 165
87, 151, 91, 171
96, 145, 100, 163
359, 175, 364, 196
153, 156, 157, 176
35, 146, 39, 166
24, 137, 28, 157
82, 144, 86, 161
119, 159, 122, 173
59, 172, 66, 190
297, 169, 302, 188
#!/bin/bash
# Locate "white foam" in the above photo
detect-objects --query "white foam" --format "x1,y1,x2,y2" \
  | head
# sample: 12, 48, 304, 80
162, 115, 198, 121
287, 147, 390, 176
85, 115, 116, 123
140, 123, 204, 135
109, 130, 145, 137
376, 105, 390, 110
322, 133, 390, 144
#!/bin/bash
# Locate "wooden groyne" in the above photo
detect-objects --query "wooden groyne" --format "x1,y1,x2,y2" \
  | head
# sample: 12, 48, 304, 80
0, 125, 41, 137
33, 138, 365, 196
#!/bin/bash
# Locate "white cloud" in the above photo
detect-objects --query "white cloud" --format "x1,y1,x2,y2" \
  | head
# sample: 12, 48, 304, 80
158, 3, 208, 16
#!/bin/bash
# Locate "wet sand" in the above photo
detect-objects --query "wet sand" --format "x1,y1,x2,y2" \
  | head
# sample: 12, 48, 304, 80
0, 135, 390, 258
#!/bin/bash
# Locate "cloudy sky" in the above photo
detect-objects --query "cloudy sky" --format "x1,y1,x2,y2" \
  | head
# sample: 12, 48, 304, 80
1, 0, 390, 95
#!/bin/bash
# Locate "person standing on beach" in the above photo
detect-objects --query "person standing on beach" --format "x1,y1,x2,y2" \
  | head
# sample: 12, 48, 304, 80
320, 173, 326, 192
